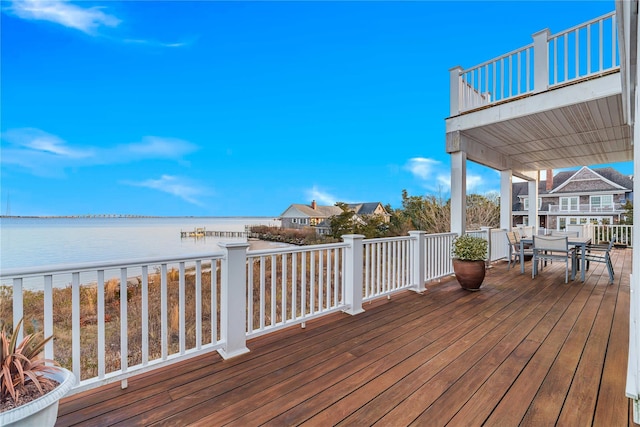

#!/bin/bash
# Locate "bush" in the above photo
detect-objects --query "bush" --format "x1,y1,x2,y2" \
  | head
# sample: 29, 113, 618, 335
451, 234, 488, 261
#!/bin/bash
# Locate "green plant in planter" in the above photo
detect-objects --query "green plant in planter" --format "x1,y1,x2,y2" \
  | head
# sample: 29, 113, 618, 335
451, 234, 488, 291
451, 234, 488, 261
0, 319, 57, 405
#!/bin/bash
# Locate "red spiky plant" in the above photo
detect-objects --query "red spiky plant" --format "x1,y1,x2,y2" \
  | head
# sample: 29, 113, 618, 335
0, 319, 58, 405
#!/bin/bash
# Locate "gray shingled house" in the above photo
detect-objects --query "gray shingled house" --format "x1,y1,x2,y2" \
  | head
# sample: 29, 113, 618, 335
279, 201, 390, 235
512, 166, 633, 231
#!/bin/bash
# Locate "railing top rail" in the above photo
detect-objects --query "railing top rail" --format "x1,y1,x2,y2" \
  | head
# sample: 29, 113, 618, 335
549, 10, 616, 40
364, 236, 413, 244
461, 43, 534, 75
0, 252, 226, 279
247, 241, 348, 257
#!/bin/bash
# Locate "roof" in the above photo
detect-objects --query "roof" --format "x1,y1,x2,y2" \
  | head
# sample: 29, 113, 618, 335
280, 202, 388, 219
512, 166, 633, 209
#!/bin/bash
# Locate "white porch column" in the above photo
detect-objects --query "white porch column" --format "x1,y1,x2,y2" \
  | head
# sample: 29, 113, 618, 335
450, 151, 467, 236
342, 234, 365, 315
500, 170, 513, 231
628, 69, 640, 421
217, 242, 250, 360
409, 230, 427, 292
528, 177, 539, 233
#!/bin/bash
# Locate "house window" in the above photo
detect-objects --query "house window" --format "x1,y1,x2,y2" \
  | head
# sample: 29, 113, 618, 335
590, 195, 613, 210
560, 197, 578, 211
522, 198, 541, 210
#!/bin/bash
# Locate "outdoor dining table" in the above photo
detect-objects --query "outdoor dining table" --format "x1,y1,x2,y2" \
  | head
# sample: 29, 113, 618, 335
520, 236, 592, 282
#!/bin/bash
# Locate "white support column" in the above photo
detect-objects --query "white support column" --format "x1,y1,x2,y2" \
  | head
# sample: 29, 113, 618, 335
449, 66, 463, 116
500, 170, 513, 231
627, 73, 640, 421
533, 29, 550, 93
450, 151, 467, 236
409, 231, 427, 292
528, 177, 539, 233
217, 242, 250, 360
342, 234, 365, 315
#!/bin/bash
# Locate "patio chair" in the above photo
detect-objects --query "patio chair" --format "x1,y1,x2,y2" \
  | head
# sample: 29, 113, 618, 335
532, 235, 577, 283
582, 240, 615, 284
506, 231, 533, 270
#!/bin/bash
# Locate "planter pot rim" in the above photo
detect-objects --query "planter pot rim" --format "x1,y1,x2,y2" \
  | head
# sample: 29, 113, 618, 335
0, 367, 75, 425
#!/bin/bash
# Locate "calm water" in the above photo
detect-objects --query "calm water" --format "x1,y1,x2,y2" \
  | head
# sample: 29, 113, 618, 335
0, 216, 280, 271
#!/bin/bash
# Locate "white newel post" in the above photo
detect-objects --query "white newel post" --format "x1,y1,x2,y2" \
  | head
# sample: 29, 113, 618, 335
449, 66, 462, 116
409, 231, 426, 292
533, 29, 549, 93
217, 242, 250, 359
481, 227, 492, 262
342, 234, 365, 315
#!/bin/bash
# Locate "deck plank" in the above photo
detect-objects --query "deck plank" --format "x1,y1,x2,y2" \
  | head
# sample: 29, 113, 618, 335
55, 249, 635, 427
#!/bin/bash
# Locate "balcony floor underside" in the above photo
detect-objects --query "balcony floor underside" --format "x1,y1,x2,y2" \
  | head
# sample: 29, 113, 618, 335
56, 249, 634, 426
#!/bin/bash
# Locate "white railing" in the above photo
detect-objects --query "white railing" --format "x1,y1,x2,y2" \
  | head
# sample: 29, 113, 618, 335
548, 203, 624, 213
458, 43, 534, 111
548, 12, 618, 87
464, 228, 510, 263
363, 236, 413, 301
451, 11, 619, 114
488, 228, 509, 262
245, 242, 349, 338
1, 231, 461, 395
0, 254, 225, 394
585, 224, 633, 246
423, 232, 457, 282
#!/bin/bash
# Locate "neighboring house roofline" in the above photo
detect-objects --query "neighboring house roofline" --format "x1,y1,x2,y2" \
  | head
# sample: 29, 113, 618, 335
549, 166, 627, 193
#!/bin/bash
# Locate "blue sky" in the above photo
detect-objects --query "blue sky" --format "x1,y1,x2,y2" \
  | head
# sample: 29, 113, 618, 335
1, 0, 631, 217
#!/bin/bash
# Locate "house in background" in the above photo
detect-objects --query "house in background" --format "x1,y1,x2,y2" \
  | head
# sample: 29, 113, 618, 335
279, 200, 390, 235
512, 166, 633, 230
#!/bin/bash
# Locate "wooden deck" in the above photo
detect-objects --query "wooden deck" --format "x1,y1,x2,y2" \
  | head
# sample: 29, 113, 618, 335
56, 248, 635, 426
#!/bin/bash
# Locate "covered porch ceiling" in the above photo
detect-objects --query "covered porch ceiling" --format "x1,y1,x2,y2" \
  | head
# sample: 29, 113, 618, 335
445, 72, 633, 180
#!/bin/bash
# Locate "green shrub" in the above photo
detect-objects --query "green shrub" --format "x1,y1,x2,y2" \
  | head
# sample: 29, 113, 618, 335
451, 234, 488, 261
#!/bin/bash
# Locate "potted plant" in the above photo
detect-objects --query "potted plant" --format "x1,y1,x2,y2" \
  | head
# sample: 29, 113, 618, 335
0, 319, 75, 427
451, 234, 488, 291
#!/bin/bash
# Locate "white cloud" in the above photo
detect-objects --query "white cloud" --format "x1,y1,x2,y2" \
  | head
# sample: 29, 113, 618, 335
1, 128, 199, 176
405, 157, 441, 180
124, 175, 208, 206
305, 186, 338, 206
2, 128, 93, 158
126, 136, 198, 159
6, 0, 121, 35
4, 1, 192, 48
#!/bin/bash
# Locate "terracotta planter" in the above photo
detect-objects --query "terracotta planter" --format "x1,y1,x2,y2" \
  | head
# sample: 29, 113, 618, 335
452, 259, 486, 291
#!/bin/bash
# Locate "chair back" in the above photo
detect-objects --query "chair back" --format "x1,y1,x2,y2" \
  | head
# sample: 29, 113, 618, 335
533, 235, 569, 252
506, 231, 522, 249
551, 230, 579, 238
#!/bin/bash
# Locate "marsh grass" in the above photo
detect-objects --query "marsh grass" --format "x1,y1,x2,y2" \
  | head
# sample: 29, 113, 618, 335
0, 251, 344, 381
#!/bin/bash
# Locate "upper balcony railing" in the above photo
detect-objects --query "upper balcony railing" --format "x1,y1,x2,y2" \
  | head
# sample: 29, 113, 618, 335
450, 11, 619, 115
547, 203, 624, 213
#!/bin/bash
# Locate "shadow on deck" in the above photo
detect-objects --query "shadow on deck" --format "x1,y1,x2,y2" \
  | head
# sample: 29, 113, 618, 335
56, 248, 634, 426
